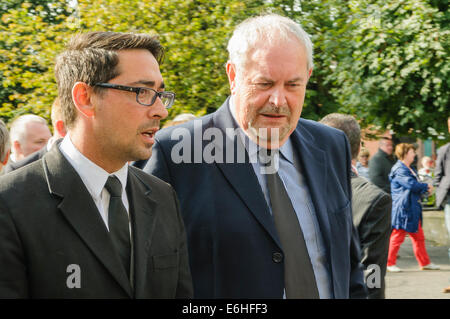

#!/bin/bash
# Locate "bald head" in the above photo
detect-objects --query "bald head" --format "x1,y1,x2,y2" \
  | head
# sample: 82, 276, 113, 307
10, 114, 51, 161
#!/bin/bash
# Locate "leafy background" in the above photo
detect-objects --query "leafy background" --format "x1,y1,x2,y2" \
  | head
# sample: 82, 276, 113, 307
0, 0, 448, 141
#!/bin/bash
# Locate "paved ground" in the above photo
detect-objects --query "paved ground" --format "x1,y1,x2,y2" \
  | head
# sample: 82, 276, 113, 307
385, 236, 450, 299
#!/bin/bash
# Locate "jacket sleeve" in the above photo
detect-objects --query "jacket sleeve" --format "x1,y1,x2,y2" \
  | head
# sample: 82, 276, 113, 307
433, 145, 447, 187
0, 198, 28, 298
358, 192, 392, 299
171, 186, 193, 298
368, 157, 383, 187
393, 170, 428, 194
341, 135, 368, 299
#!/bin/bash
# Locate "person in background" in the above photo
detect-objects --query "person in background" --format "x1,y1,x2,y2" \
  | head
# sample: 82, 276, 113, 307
320, 113, 391, 299
387, 143, 440, 272
7, 114, 51, 163
369, 137, 396, 194
2, 98, 67, 173
0, 120, 11, 173
418, 156, 435, 207
418, 156, 434, 182
434, 117, 450, 293
356, 147, 370, 179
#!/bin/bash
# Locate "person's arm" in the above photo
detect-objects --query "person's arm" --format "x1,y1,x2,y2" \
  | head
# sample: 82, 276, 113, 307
368, 156, 384, 189
393, 170, 429, 194
0, 198, 28, 298
171, 186, 193, 298
358, 192, 392, 299
349, 221, 369, 299
433, 146, 447, 187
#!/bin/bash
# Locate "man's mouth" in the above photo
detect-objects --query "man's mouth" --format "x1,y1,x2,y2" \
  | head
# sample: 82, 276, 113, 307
260, 113, 286, 118
141, 128, 158, 142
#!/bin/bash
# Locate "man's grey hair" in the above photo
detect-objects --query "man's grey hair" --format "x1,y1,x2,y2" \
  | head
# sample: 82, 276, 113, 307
0, 119, 10, 162
9, 114, 48, 144
320, 113, 361, 160
227, 14, 314, 70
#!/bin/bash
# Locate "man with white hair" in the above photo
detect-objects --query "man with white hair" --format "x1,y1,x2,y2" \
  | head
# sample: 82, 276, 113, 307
3, 98, 66, 173
145, 14, 366, 298
8, 114, 51, 163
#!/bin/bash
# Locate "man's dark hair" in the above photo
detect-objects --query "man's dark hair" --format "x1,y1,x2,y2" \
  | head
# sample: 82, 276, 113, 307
320, 113, 361, 160
55, 31, 164, 129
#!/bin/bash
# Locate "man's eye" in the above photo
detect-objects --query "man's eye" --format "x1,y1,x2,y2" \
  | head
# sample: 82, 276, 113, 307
256, 83, 271, 88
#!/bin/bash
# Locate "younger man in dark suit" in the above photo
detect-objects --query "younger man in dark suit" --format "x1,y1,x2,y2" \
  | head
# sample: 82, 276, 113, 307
0, 32, 192, 298
320, 113, 391, 299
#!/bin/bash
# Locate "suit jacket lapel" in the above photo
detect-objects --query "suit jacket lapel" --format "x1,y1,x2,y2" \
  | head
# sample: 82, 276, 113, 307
126, 169, 157, 298
212, 100, 282, 248
42, 146, 133, 297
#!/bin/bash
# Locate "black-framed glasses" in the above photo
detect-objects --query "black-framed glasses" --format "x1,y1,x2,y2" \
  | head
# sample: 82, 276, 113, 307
95, 83, 175, 109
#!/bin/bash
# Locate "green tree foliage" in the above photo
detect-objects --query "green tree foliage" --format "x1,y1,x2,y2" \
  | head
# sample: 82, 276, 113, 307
75, 0, 270, 119
0, 0, 448, 139
0, 0, 75, 123
327, 0, 449, 139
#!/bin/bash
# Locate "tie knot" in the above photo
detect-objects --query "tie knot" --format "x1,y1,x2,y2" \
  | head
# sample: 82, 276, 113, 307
258, 148, 280, 175
105, 175, 123, 198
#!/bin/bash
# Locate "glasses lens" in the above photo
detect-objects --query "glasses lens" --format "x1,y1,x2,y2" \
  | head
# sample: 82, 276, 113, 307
137, 88, 156, 106
160, 92, 174, 108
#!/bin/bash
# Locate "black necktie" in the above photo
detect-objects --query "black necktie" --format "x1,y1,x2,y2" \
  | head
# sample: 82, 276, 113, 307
264, 152, 320, 299
104, 175, 131, 279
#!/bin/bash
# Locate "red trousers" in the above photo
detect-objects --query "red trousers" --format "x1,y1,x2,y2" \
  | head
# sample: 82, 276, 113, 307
387, 223, 431, 267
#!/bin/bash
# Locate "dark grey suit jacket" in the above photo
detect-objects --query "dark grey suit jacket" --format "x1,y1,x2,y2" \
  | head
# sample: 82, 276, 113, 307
351, 173, 391, 299
434, 143, 450, 208
0, 145, 192, 298
369, 149, 396, 194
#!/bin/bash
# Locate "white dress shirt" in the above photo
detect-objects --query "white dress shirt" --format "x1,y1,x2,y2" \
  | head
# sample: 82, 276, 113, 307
59, 134, 129, 231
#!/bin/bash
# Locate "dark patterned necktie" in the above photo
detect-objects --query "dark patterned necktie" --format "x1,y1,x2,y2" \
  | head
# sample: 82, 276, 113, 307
104, 175, 131, 279
263, 152, 319, 299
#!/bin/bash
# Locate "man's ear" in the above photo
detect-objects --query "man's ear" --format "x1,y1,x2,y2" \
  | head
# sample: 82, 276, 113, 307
1, 149, 10, 165
72, 82, 95, 118
55, 120, 67, 138
308, 68, 313, 79
226, 61, 238, 95
12, 140, 22, 156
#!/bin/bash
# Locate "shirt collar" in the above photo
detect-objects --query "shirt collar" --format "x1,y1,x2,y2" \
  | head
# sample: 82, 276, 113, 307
59, 134, 128, 200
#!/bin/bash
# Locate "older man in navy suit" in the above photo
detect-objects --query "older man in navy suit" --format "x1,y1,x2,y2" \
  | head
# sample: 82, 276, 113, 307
144, 14, 367, 299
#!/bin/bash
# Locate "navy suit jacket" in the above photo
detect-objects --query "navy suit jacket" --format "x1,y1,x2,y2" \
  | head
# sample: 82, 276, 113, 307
143, 98, 367, 298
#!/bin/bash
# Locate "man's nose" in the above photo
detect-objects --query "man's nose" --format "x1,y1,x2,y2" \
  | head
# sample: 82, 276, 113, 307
148, 96, 169, 120
268, 86, 287, 107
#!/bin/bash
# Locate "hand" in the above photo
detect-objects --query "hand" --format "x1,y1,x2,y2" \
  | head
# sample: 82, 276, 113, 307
427, 184, 433, 193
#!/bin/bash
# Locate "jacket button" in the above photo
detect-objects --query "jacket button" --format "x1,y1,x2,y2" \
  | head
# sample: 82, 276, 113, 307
272, 252, 283, 263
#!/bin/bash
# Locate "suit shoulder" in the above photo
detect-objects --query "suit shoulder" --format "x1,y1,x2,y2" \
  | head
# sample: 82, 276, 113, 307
0, 160, 44, 190
129, 166, 174, 192
298, 118, 347, 143
155, 113, 214, 142
352, 176, 389, 201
